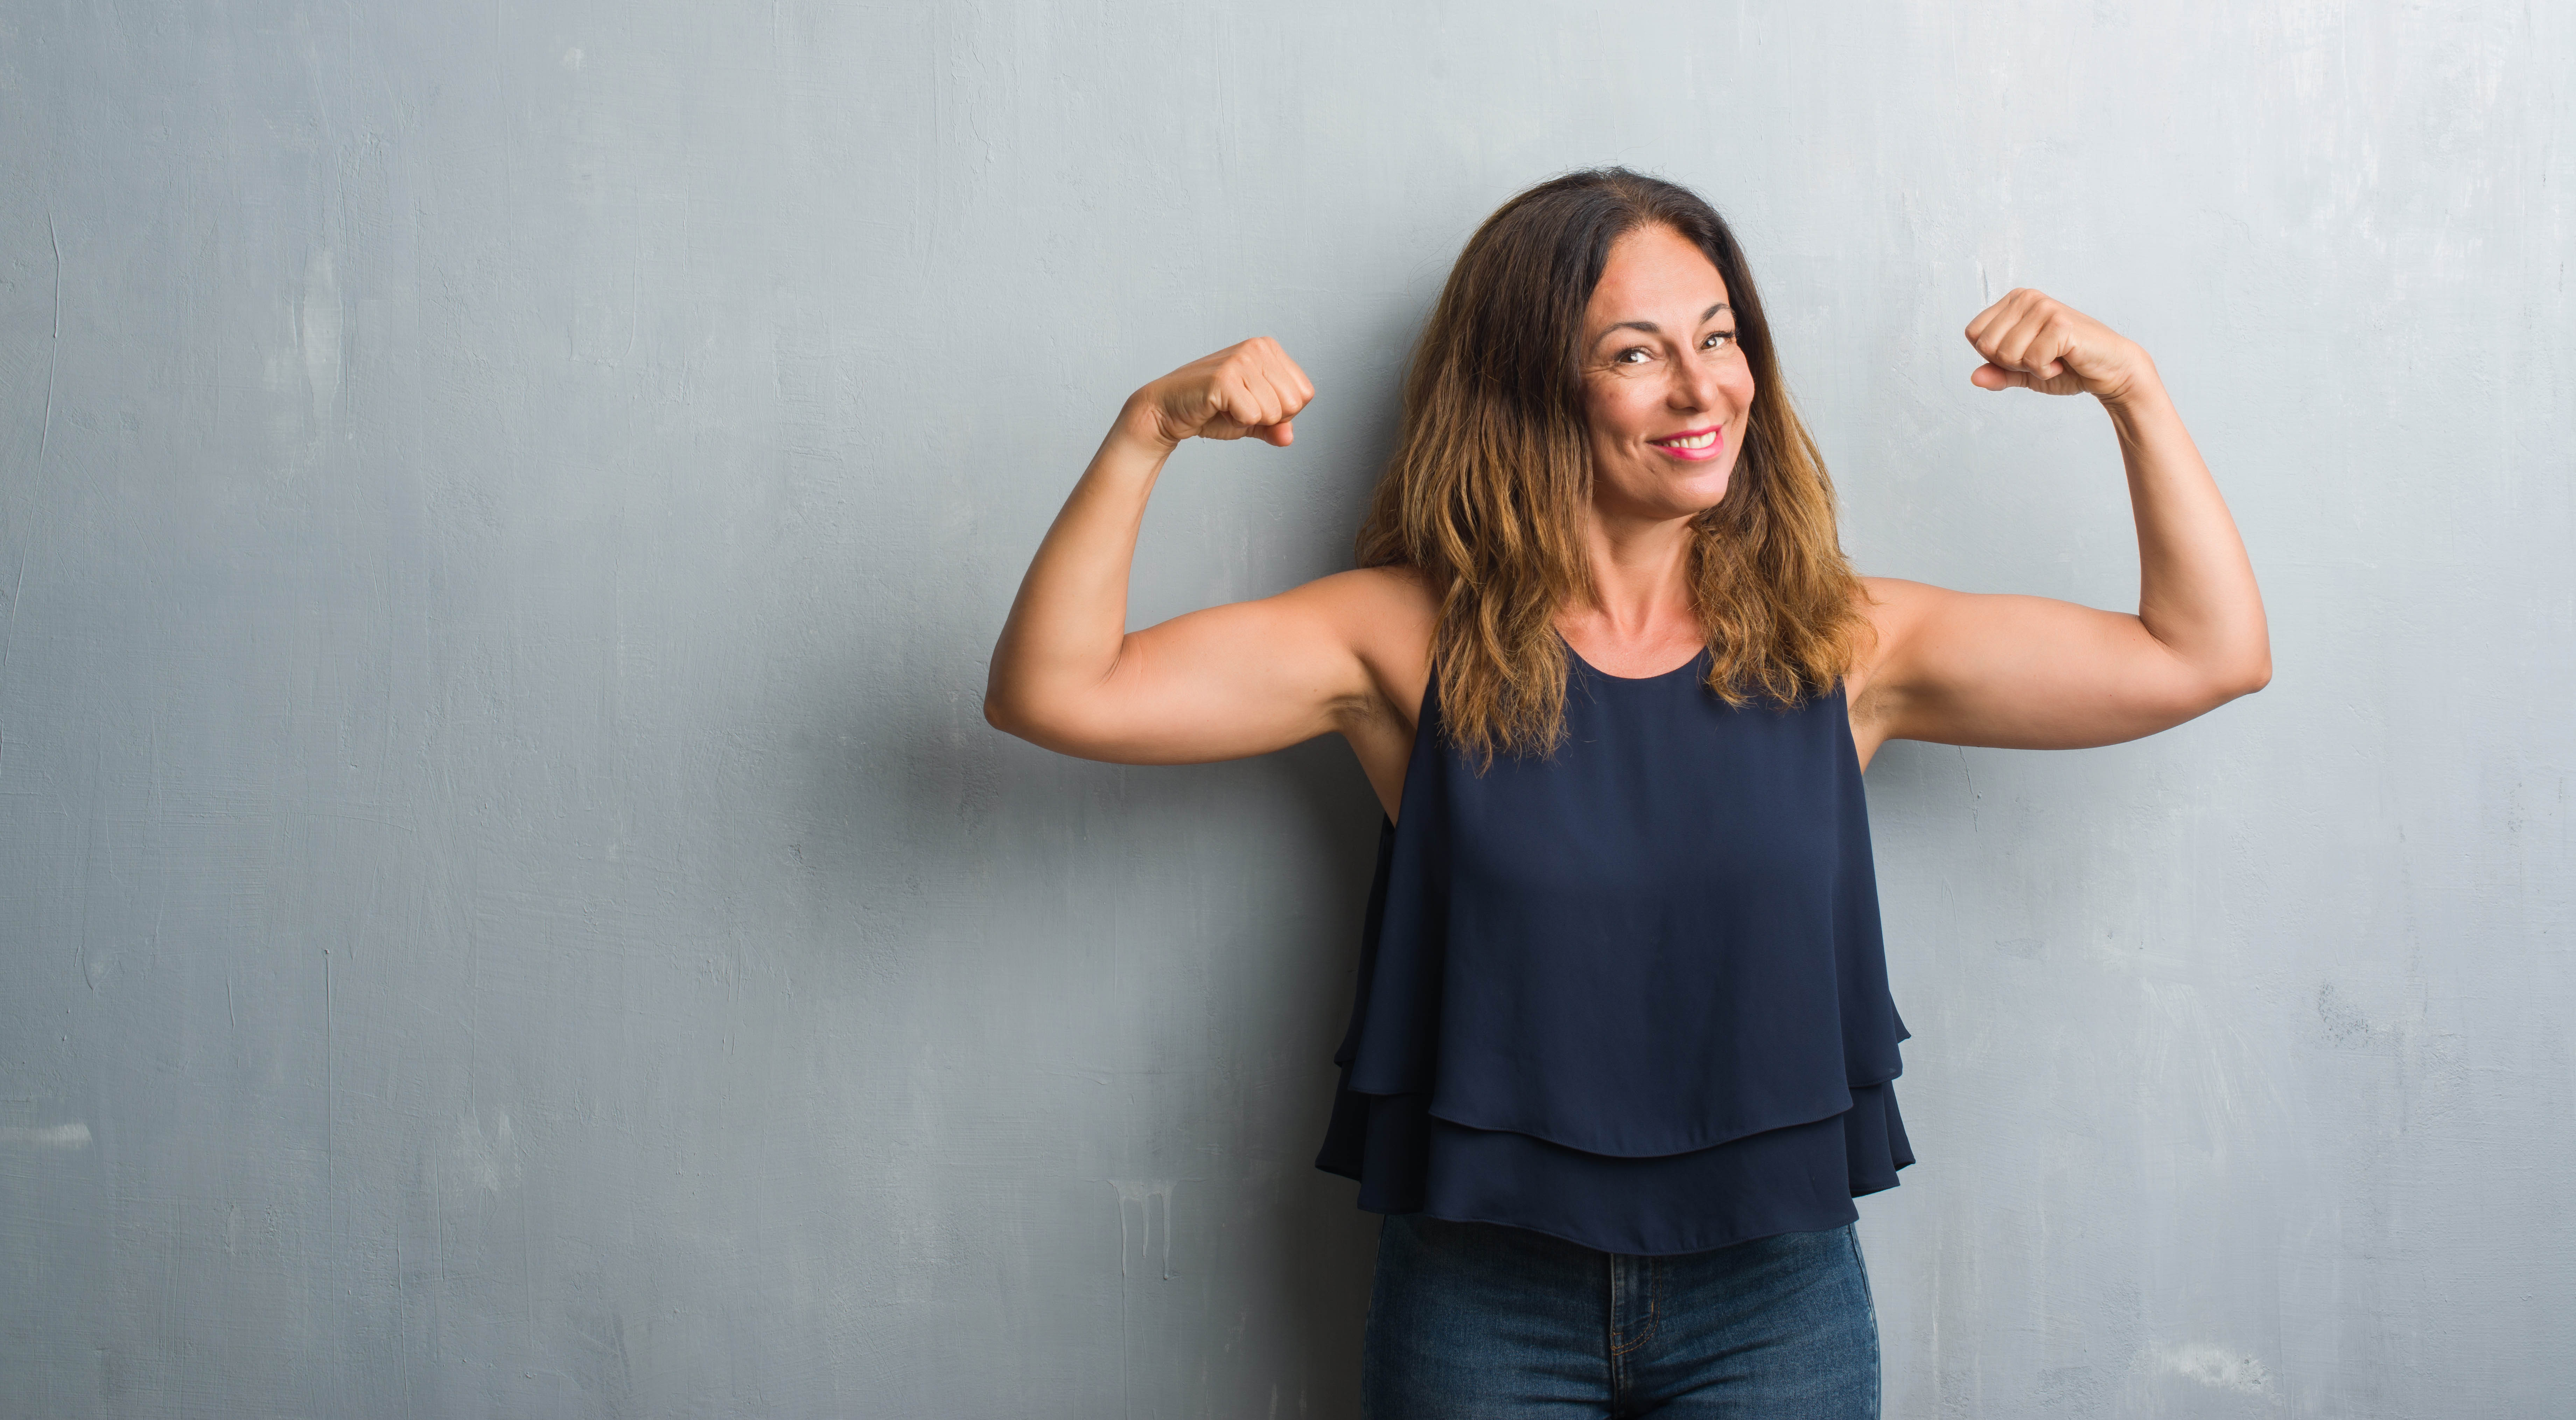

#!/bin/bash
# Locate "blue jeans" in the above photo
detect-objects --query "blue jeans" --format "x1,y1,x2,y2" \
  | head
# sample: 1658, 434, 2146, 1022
1361, 1213, 1879, 1419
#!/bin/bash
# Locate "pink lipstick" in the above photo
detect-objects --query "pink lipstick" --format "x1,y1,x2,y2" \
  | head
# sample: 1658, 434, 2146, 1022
1647, 424, 1726, 462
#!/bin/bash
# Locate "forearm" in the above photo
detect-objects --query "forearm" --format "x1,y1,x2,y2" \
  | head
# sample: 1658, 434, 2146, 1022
2103, 370, 2270, 693
985, 406, 1173, 731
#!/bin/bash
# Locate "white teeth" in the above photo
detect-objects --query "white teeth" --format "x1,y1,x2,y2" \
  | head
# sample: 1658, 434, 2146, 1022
1657, 430, 1717, 449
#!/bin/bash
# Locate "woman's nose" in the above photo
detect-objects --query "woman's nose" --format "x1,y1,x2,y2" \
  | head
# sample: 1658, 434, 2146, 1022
1675, 361, 1724, 412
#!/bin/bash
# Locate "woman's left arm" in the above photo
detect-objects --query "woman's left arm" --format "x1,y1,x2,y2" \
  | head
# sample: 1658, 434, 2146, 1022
1852, 289, 2271, 756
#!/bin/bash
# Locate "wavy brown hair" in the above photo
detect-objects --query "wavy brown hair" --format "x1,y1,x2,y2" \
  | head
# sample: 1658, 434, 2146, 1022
1355, 167, 1870, 766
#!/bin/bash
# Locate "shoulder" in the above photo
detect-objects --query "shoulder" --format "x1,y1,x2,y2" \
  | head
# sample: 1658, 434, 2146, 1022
1851, 576, 1946, 642
1285, 563, 1438, 611
1276, 565, 1440, 641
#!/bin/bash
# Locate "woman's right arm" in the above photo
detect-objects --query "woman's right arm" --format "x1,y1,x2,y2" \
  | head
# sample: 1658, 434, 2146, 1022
983, 338, 1386, 765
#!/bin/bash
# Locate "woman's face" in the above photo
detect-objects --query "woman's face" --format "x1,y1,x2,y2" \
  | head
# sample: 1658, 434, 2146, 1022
1577, 223, 1755, 526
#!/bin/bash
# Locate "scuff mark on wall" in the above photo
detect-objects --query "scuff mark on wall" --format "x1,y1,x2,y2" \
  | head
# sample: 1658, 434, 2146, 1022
1111, 1177, 1176, 1280
455, 1109, 520, 1193
37, 208, 59, 465
302, 248, 342, 428
0, 1123, 92, 1147
2151, 1341, 2275, 1397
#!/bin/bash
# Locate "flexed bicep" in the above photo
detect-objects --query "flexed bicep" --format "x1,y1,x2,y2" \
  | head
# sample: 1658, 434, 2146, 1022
986, 337, 1350, 762
1856, 295, 2268, 756
1017, 574, 1390, 764
1859, 579, 2251, 752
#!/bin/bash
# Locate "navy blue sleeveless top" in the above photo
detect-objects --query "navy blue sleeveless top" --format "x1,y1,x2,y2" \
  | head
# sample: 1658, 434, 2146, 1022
1313, 643, 1913, 1256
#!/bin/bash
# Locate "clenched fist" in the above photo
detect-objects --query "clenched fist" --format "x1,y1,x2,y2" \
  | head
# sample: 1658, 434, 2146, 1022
1965, 290, 2152, 404
1119, 337, 1317, 451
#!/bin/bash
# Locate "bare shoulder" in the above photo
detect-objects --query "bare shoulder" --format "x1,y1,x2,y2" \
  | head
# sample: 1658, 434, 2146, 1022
1856, 574, 1944, 612
1318, 564, 1437, 619
1280, 563, 1436, 610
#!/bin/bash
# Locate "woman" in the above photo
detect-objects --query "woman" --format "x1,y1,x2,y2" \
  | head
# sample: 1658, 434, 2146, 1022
984, 169, 2267, 1417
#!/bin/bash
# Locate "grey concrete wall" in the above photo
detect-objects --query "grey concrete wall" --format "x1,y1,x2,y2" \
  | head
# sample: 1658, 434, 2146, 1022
1, 1, 2566, 1415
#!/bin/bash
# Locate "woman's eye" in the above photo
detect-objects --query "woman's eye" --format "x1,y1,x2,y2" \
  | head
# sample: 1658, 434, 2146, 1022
1703, 330, 1736, 351
1615, 347, 1650, 365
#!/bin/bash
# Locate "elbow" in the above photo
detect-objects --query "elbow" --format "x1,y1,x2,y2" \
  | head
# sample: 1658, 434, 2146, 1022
981, 674, 1035, 741
983, 697, 1044, 747
2199, 651, 2271, 709
981, 680, 1083, 752
2148, 653, 2270, 728
2226, 640, 2273, 698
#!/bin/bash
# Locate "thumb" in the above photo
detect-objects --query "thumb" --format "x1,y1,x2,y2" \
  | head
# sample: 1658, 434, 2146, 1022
1971, 362, 2031, 391
1256, 419, 1296, 447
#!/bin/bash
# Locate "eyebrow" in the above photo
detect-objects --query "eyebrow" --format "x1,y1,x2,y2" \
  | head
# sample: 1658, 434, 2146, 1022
1597, 303, 1733, 341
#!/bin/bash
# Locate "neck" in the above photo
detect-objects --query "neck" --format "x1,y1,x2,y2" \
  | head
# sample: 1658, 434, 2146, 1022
1563, 503, 1701, 645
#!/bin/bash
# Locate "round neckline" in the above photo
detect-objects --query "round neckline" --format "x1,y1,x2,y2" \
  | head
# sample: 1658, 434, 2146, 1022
1561, 638, 1709, 684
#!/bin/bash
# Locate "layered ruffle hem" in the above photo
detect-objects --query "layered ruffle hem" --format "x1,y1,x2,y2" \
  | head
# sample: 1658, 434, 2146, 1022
1314, 652, 1914, 1257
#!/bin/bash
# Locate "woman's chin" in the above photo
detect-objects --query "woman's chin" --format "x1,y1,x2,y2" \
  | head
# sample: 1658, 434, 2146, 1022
1646, 481, 1734, 522
1676, 468, 1736, 515
1591, 495, 1729, 529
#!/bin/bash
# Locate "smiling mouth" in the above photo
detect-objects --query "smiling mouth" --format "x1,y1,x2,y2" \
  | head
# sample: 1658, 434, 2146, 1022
1649, 426, 1723, 451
